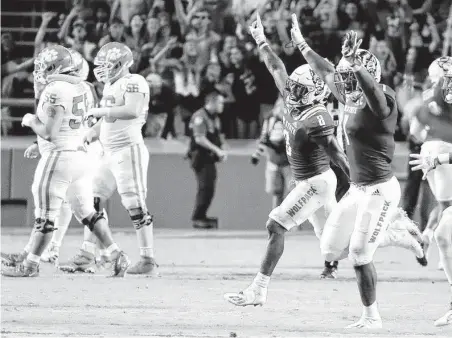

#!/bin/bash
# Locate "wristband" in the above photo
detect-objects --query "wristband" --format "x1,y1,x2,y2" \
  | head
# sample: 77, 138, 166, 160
437, 153, 450, 165
258, 41, 269, 50
105, 108, 112, 119
297, 41, 312, 55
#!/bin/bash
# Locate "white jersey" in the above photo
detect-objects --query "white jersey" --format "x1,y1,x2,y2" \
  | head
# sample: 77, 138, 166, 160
36, 80, 88, 154
99, 73, 149, 152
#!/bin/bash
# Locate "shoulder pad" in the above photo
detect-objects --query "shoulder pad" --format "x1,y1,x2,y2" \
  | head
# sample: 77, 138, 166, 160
123, 74, 149, 94
301, 104, 334, 138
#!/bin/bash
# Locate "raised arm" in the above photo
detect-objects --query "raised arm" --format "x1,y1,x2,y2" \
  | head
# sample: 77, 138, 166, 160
341, 31, 390, 118
249, 14, 288, 94
34, 12, 56, 56
290, 14, 342, 103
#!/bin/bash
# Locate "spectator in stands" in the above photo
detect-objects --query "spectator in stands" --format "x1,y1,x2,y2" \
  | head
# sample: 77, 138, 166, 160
338, 0, 372, 47
125, 14, 147, 73
370, 38, 397, 88
110, 0, 152, 27
184, 7, 221, 70
92, 1, 110, 43
408, 13, 440, 68
228, 46, 260, 139
174, 40, 203, 135
144, 73, 178, 139
98, 17, 126, 47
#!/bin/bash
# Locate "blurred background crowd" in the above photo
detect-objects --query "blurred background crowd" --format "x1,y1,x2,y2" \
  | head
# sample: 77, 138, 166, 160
2, 0, 452, 140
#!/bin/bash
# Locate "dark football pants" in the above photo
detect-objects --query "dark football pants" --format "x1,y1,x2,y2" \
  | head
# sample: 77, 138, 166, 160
192, 162, 217, 220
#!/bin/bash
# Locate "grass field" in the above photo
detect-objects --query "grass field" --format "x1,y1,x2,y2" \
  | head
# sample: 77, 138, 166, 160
1, 228, 452, 337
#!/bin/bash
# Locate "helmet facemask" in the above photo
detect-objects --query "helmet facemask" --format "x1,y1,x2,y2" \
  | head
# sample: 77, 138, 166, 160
284, 76, 325, 119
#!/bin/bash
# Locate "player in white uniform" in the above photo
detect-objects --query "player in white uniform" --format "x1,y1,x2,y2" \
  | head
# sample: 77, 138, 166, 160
409, 57, 452, 327
1, 46, 130, 277
64, 42, 157, 275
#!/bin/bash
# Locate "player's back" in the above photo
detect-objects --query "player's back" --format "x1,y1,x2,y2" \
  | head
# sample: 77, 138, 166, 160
343, 84, 397, 185
417, 84, 452, 143
99, 73, 150, 152
36, 80, 88, 153
282, 104, 334, 181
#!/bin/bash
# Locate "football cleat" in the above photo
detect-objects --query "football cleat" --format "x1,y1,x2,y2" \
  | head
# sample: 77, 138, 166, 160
40, 244, 59, 264
2, 260, 39, 277
59, 250, 96, 273
224, 284, 267, 307
109, 251, 130, 277
1, 251, 27, 267
320, 261, 338, 279
345, 316, 382, 329
127, 257, 159, 276
434, 308, 452, 327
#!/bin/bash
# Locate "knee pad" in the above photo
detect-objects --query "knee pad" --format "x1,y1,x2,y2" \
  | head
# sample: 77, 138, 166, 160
34, 218, 56, 234
82, 211, 105, 231
348, 245, 372, 266
129, 209, 153, 230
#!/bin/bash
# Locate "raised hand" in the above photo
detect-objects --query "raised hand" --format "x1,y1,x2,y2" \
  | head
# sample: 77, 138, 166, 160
342, 31, 362, 66
290, 13, 305, 47
409, 153, 438, 180
249, 13, 266, 45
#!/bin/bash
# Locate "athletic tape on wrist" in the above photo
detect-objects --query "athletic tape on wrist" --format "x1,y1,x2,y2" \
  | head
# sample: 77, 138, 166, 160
437, 153, 450, 165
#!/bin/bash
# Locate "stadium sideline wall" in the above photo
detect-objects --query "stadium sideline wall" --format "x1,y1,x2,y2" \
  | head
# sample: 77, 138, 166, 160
1, 138, 412, 230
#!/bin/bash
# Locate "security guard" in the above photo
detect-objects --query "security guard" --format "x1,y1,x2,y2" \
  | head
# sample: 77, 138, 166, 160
187, 89, 226, 229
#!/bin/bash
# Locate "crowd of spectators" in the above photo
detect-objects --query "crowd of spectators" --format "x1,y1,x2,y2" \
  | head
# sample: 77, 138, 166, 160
1, 0, 451, 139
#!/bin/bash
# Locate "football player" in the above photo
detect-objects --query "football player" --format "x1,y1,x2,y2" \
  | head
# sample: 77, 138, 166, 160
224, 14, 351, 307
291, 15, 423, 328
1, 46, 130, 277
409, 57, 452, 327
64, 42, 157, 275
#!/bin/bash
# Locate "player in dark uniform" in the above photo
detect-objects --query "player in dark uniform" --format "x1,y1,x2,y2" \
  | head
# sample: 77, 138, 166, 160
224, 14, 350, 307
290, 15, 422, 328
409, 56, 452, 327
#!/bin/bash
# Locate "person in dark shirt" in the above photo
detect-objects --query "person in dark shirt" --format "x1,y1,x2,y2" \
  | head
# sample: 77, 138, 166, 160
144, 73, 178, 139
187, 89, 226, 229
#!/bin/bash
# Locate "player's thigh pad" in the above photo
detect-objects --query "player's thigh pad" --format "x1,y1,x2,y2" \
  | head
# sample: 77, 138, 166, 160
320, 186, 359, 262
31, 151, 70, 221
269, 169, 336, 231
265, 162, 284, 195
348, 176, 401, 266
92, 155, 117, 200
112, 144, 149, 210
421, 141, 452, 201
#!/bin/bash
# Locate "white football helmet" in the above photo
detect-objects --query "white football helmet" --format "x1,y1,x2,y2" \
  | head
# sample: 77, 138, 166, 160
284, 64, 329, 118
69, 49, 89, 81
335, 49, 381, 99
428, 56, 452, 103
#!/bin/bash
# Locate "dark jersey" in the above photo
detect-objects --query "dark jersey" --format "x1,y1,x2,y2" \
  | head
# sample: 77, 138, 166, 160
416, 84, 452, 143
282, 103, 335, 181
342, 84, 397, 185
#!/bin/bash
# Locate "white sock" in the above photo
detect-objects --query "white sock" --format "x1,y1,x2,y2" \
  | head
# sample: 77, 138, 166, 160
23, 228, 35, 253
99, 249, 110, 258
363, 302, 380, 318
26, 253, 40, 264
140, 247, 153, 258
253, 272, 270, 288
51, 203, 72, 247
136, 223, 154, 258
81, 241, 97, 256
106, 243, 119, 255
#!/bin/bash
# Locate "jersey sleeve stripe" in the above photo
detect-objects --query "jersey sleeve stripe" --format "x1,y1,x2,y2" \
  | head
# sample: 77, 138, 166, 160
300, 104, 327, 121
